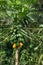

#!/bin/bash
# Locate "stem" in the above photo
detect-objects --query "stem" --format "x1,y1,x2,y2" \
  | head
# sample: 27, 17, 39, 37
15, 49, 18, 65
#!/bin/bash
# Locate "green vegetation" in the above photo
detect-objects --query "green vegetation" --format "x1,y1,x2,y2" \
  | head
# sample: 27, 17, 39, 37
0, 0, 43, 65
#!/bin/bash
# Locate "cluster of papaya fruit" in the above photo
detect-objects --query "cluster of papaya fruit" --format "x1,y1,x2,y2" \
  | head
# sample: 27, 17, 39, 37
13, 42, 23, 49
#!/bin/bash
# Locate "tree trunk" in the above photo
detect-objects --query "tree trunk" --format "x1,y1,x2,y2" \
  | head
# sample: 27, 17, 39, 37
15, 49, 18, 65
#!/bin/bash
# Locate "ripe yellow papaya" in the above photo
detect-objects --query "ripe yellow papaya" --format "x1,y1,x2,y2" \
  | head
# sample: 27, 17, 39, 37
19, 42, 23, 48
13, 43, 16, 48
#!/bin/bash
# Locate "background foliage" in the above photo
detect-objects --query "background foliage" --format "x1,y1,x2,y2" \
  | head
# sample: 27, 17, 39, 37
0, 0, 43, 65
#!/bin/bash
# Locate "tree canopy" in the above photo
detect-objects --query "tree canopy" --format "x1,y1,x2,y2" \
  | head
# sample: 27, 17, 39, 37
0, 0, 43, 65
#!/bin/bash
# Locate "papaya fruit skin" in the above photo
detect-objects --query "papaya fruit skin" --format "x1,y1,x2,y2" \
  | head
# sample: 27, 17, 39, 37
13, 44, 16, 48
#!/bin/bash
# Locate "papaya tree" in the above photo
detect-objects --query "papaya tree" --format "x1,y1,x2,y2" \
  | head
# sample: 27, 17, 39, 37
0, 0, 43, 65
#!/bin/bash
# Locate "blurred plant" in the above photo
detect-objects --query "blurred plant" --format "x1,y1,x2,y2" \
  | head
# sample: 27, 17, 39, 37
0, 0, 43, 65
